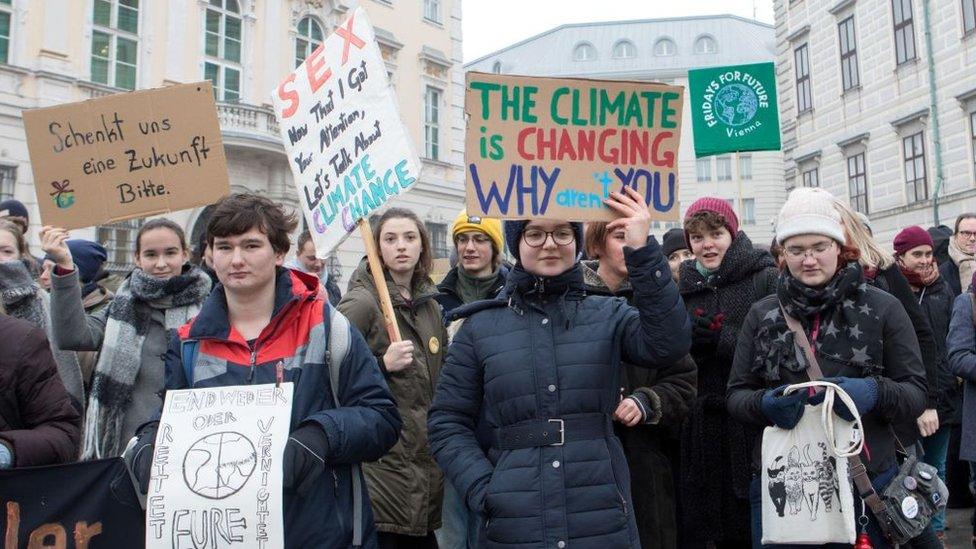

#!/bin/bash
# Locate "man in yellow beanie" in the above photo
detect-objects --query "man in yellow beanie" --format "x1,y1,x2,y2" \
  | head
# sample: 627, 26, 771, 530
434, 210, 508, 548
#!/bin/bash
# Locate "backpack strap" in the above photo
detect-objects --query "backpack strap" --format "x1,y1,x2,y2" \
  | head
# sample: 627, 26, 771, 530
180, 339, 199, 387
322, 302, 363, 547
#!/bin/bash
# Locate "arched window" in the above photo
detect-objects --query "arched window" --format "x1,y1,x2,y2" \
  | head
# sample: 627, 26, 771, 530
295, 16, 324, 67
653, 38, 676, 56
694, 35, 718, 54
492, 61, 501, 73
612, 40, 636, 59
573, 42, 596, 62
91, 0, 139, 89
204, 0, 242, 101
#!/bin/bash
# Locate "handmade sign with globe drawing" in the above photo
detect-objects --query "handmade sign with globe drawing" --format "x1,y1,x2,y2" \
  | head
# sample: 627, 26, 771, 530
145, 383, 293, 549
688, 62, 781, 157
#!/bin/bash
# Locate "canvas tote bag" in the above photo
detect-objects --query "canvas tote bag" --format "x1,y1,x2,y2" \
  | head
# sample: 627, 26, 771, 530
760, 380, 864, 545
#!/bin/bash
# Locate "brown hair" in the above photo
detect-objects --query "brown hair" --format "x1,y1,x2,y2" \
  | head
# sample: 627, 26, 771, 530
207, 193, 298, 254
136, 218, 188, 255
955, 213, 976, 234
373, 207, 433, 283
0, 218, 30, 261
296, 231, 314, 254
684, 210, 728, 236
583, 221, 610, 259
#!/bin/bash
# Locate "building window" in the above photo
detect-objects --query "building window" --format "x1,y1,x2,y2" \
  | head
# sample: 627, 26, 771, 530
653, 38, 676, 56
838, 16, 860, 91
696, 158, 711, 182
423, 0, 440, 24
743, 198, 756, 225
0, 165, 14, 201
204, 0, 242, 101
971, 111, 976, 180
965, 0, 976, 35
739, 155, 753, 180
903, 131, 928, 203
847, 153, 868, 213
425, 222, 448, 258
802, 167, 820, 187
573, 42, 595, 61
97, 218, 142, 271
893, 0, 917, 65
0, 0, 12, 64
716, 156, 732, 181
295, 16, 324, 68
694, 35, 717, 54
794, 44, 813, 114
612, 40, 636, 59
424, 86, 440, 160
491, 61, 501, 73
91, 0, 139, 89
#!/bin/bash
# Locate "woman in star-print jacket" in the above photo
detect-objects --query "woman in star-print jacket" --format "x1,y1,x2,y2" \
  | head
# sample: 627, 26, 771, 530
726, 188, 926, 548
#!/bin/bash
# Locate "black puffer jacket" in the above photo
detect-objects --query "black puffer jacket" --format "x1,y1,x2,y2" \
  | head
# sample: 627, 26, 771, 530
676, 232, 777, 545
914, 276, 961, 425
582, 260, 697, 549
435, 264, 509, 322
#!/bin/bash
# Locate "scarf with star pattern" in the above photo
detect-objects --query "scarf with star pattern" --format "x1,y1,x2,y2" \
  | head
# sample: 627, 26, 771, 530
751, 261, 885, 381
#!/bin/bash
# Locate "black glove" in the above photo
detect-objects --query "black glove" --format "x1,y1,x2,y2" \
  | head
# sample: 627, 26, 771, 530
692, 313, 720, 350
124, 421, 158, 495
283, 423, 330, 496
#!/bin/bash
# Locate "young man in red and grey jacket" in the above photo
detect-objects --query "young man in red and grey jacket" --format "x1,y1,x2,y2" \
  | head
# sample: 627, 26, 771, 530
127, 194, 402, 548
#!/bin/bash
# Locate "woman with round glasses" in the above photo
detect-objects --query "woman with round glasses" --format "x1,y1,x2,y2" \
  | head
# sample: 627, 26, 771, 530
727, 187, 926, 548
428, 187, 691, 548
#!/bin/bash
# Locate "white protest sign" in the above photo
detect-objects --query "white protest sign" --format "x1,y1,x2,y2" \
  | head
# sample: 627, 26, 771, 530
146, 383, 294, 549
272, 7, 422, 257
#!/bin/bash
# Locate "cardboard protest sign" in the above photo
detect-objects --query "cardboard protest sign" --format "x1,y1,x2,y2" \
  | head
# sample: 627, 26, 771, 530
22, 82, 229, 230
688, 62, 781, 157
272, 7, 421, 257
464, 73, 683, 222
0, 458, 144, 547
146, 383, 293, 549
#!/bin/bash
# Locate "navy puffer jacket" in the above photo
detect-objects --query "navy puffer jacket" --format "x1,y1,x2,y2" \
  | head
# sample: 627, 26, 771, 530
428, 242, 690, 549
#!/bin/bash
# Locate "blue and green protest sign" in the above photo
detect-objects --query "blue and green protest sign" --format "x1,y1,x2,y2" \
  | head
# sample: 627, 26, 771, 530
688, 62, 781, 157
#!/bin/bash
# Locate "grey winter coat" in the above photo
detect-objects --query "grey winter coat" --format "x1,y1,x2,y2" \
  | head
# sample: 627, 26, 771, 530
946, 293, 976, 460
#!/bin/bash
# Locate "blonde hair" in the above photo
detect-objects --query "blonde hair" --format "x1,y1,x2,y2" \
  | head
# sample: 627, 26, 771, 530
832, 198, 895, 270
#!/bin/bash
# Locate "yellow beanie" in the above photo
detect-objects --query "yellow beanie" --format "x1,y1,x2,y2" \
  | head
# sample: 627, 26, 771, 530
451, 210, 504, 254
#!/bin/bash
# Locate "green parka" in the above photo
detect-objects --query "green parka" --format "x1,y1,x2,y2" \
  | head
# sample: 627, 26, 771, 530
338, 258, 447, 536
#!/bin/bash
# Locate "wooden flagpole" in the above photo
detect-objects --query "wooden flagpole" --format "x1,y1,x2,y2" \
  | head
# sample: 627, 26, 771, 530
357, 219, 402, 342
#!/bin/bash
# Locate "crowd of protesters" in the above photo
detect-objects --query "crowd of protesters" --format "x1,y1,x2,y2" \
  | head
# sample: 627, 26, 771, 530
3, 186, 976, 548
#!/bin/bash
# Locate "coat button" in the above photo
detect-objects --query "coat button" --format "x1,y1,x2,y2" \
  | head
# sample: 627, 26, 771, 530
548, 384, 556, 392
552, 460, 560, 468
655, 270, 662, 278
541, 318, 549, 325
557, 541, 566, 548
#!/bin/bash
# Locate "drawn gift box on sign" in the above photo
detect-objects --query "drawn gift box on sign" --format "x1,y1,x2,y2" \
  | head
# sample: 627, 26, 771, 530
22, 82, 230, 230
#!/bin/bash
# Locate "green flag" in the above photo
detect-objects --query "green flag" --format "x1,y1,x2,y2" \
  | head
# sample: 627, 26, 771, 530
688, 62, 781, 157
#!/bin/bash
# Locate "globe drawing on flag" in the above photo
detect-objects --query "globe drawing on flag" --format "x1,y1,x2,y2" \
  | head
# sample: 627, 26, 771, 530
183, 431, 257, 499
714, 83, 759, 128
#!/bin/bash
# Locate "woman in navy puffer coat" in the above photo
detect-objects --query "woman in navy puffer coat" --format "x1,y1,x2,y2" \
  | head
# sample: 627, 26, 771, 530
428, 189, 691, 549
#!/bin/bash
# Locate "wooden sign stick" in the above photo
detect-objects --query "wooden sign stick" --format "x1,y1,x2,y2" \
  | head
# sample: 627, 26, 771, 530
357, 219, 402, 342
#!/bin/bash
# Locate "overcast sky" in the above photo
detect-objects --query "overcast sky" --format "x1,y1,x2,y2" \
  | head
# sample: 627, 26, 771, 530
462, 0, 776, 63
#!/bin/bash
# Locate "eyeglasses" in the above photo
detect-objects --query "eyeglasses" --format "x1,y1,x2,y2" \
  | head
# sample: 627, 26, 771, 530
784, 240, 836, 259
522, 227, 575, 248
455, 233, 491, 246
958, 231, 976, 241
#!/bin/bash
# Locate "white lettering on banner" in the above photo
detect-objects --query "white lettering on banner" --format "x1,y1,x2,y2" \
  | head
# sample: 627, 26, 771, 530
272, 7, 422, 257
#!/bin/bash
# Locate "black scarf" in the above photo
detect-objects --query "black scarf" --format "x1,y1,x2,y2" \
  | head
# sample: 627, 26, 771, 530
754, 262, 884, 381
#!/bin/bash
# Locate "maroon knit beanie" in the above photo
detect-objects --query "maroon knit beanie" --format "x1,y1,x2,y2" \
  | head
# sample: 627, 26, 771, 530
683, 197, 740, 246
893, 225, 934, 256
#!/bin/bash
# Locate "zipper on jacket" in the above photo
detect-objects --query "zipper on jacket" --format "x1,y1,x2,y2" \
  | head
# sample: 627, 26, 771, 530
246, 347, 258, 384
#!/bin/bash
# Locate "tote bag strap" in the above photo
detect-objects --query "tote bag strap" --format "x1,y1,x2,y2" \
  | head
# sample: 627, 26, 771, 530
778, 303, 888, 518
782, 380, 864, 457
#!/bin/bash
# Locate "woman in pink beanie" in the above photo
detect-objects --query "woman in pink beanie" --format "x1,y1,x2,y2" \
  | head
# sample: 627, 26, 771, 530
893, 225, 959, 543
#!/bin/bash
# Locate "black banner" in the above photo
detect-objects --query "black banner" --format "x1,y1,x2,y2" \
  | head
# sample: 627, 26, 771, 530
0, 458, 144, 548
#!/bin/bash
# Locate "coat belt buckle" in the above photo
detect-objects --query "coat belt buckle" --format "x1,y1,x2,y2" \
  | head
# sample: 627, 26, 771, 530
547, 419, 565, 446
